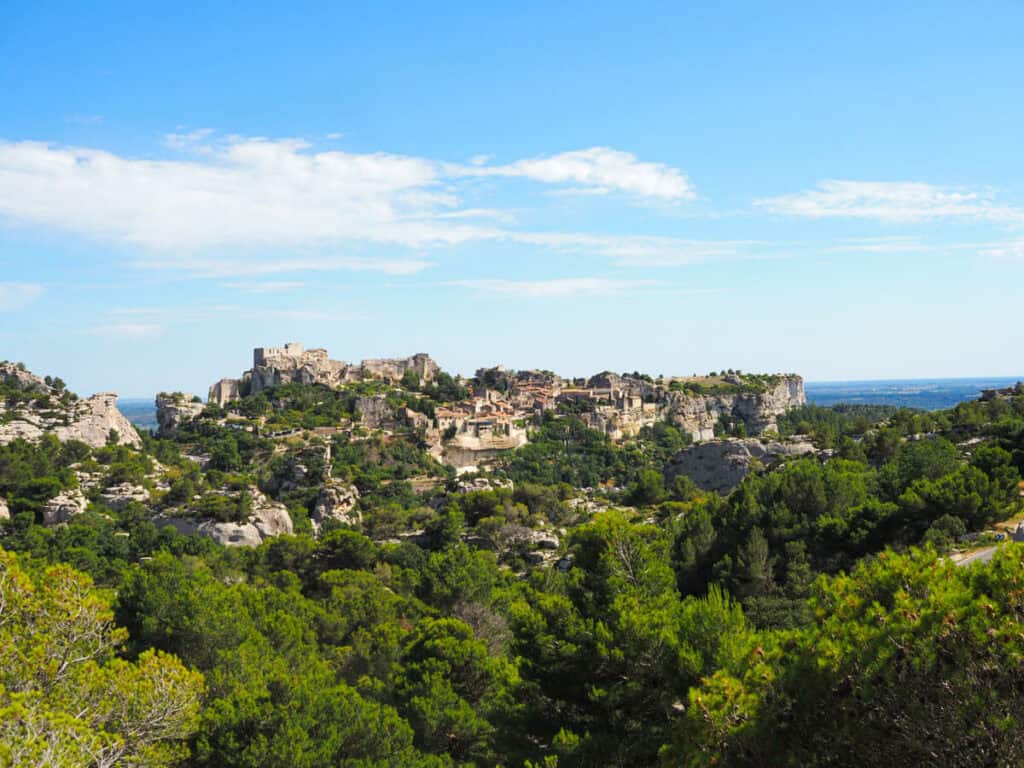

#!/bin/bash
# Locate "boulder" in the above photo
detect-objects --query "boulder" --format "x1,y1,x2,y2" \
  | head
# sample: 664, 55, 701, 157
156, 517, 265, 548
312, 482, 361, 531
152, 487, 292, 547
456, 476, 514, 493
250, 489, 294, 538
100, 482, 150, 511
42, 489, 88, 525
664, 438, 817, 494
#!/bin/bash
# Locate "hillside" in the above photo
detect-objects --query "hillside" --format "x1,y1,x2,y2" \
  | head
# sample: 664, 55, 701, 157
1, 354, 1023, 766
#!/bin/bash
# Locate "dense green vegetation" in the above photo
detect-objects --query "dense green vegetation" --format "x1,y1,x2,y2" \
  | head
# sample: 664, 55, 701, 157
2, 382, 1024, 766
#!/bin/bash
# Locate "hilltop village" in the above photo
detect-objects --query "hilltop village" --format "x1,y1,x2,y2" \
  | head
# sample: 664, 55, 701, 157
203, 342, 805, 471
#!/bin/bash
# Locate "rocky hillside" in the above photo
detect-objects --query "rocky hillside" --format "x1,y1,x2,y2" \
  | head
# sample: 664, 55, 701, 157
0, 362, 141, 448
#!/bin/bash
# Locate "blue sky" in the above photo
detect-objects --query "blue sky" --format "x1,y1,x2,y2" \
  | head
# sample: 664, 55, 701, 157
1, 1, 1023, 397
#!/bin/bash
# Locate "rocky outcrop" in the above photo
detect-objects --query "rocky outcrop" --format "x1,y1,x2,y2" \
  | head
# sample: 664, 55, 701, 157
250, 489, 294, 539
100, 482, 150, 511
455, 476, 514, 493
209, 378, 242, 408
355, 395, 394, 429
663, 377, 806, 441
156, 517, 264, 547
155, 392, 205, 437
664, 438, 817, 494
0, 363, 49, 393
154, 487, 293, 547
42, 489, 89, 525
55, 393, 142, 448
311, 481, 361, 532
0, 369, 141, 449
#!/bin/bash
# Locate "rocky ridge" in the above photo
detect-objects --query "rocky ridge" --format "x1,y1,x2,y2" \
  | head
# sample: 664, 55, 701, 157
0, 363, 141, 448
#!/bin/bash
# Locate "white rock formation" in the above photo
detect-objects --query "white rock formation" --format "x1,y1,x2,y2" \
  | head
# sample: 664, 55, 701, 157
155, 392, 205, 437
312, 482, 361, 532
0, 366, 142, 449
153, 487, 293, 547
42, 489, 89, 525
663, 438, 817, 494
100, 483, 150, 511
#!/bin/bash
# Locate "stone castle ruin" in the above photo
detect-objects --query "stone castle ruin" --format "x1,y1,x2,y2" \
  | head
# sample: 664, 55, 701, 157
209, 343, 440, 406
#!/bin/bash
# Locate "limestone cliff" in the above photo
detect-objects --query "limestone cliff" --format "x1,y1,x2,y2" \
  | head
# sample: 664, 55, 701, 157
576, 375, 805, 442
0, 363, 141, 448
664, 376, 806, 441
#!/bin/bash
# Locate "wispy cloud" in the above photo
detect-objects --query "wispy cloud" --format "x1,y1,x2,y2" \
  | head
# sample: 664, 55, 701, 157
981, 240, 1024, 260
757, 180, 1024, 224
446, 277, 657, 298
221, 280, 305, 293
0, 282, 43, 311
130, 255, 432, 278
512, 233, 760, 266
458, 147, 695, 201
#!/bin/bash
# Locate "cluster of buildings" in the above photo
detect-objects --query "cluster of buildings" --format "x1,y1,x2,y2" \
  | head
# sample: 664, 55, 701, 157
206, 344, 806, 471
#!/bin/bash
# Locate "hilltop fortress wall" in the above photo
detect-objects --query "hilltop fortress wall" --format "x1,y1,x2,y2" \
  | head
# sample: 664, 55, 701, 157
209, 343, 440, 406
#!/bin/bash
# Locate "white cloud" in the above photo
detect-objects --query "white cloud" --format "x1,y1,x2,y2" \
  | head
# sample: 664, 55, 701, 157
0, 282, 42, 311
460, 147, 695, 201
130, 254, 431, 277
164, 128, 216, 151
757, 180, 1024, 224
446, 277, 657, 298
85, 323, 164, 338
0, 137, 694, 273
0, 137, 496, 253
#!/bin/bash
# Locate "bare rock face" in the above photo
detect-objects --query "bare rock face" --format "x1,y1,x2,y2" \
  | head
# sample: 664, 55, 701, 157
0, 496, 9, 521
664, 377, 806, 442
54, 393, 142, 448
156, 517, 265, 547
250, 489, 294, 539
100, 482, 150, 511
42, 489, 89, 525
355, 395, 394, 429
664, 438, 817, 494
155, 392, 205, 437
1, 365, 143, 448
209, 378, 242, 407
154, 488, 292, 547
312, 482, 361, 532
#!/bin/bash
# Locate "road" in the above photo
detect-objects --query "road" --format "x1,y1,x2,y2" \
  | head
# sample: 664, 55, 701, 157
956, 546, 999, 567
